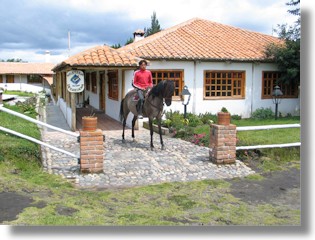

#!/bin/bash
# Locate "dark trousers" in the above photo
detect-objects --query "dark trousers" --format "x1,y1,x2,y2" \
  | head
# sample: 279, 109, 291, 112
137, 89, 144, 115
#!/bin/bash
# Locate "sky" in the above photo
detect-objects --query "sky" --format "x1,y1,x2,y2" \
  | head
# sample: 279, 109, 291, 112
0, 0, 300, 63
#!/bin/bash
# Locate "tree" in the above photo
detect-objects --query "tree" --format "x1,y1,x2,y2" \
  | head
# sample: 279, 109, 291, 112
1, 58, 23, 62
264, 0, 300, 85
125, 37, 134, 46
145, 11, 161, 37
111, 43, 121, 49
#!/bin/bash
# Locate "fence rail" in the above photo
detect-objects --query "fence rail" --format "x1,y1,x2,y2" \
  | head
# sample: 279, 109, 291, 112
0, 105, 78, 137
236, 123, 301, 150
0, 105, 79, 160
0, 126, 79, 159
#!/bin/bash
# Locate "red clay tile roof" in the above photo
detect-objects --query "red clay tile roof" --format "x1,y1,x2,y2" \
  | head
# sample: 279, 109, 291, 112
0, 62, 55, 74
119, 18, 283, 61
53, 45, 143, 71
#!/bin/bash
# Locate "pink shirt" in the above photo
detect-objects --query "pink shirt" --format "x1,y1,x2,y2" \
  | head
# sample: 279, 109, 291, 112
133, 69, 153, 90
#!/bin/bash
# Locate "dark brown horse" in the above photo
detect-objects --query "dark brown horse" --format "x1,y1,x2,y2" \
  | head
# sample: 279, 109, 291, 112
120, 80, 175, 150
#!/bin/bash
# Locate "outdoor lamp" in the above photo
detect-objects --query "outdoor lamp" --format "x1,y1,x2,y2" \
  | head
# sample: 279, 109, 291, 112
181, 85, 191, 119
272, 85, 283, 120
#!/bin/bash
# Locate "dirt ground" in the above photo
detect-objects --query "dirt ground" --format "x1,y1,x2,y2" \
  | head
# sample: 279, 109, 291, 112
0, 167, 300, 224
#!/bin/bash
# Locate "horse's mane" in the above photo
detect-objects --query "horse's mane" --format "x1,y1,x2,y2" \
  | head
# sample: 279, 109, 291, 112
149, 80, 165, 97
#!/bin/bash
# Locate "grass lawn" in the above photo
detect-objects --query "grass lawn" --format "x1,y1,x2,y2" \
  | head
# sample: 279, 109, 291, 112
0, 103, 300, 226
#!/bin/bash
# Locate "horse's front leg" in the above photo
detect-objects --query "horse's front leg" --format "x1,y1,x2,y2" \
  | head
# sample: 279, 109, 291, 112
157, 118, 165, 150
149, 119, 154, 150
131, 115, 137, 141
122, 118, 126, 143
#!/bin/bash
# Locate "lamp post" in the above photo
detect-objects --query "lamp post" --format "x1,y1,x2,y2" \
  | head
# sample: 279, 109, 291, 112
272, 85, 283, 120
0, 88, 3, 106
181, 85, 191, 119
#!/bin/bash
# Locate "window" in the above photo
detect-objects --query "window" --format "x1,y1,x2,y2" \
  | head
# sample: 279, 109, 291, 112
151, 70, 184, 98
27, 74, 42, 83
6, 75, 14, 83
85, 72, 91, 91
108, 70, 118, 100
262, 71, 298, 98
91, 72, 97, 93
204, 71, 245, 99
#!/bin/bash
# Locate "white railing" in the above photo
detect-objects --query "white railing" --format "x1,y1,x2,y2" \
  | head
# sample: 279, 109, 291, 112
236, 123, 301, 150
0, 105, 78, 137
0, 105, 79, 160
0, 126, 79, 159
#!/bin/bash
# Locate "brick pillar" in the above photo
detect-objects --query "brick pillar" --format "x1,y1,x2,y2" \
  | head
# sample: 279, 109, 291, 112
79, 129, 104, 173
209, 124, 236, 164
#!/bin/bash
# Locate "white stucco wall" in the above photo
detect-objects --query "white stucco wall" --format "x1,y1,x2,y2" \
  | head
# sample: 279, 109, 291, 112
122, 60, 300, 119
0, 74, 51, 94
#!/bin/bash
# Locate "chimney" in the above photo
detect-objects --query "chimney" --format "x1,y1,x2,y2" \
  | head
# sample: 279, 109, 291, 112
133, 29, 145, 42
45, 50, 51, 63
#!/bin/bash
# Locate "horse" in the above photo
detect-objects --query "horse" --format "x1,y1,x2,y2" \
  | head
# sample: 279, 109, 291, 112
120, 80, 175, 150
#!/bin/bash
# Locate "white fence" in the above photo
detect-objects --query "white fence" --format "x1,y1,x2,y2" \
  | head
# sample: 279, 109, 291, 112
236, 124, 301, 150
0, 105, 79, 160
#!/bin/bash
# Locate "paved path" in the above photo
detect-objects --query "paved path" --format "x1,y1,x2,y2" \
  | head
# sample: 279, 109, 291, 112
40, 103, 255, 189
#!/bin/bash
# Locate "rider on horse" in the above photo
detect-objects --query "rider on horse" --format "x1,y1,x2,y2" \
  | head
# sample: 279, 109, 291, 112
132, 60, 153, 119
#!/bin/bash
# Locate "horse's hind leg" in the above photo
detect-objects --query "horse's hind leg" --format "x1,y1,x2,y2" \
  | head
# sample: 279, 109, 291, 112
131, 115, 137, 141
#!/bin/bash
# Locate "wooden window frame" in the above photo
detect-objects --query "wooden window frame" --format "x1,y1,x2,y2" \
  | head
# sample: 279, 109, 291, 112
262, 71, 298, 99
6, 75, 14, 83
85, 72, 91, 91
107, 70, 119, 100
91, 72, 97, 94
151, 70, 184, 100
204, 70, 245, 100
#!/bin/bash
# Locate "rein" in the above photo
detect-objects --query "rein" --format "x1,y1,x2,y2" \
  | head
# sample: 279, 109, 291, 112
146, 95, 164, 111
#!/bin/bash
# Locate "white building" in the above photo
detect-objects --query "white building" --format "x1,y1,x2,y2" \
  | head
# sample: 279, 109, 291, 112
0, 62, 55, 94
52, 18, 300, 130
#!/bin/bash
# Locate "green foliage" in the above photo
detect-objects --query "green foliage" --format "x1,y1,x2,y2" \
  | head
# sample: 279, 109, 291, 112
251, 107, 274, 119
220, 107, 229, 113
145, 11, 161, 37
125, 37, 134, 46
111, 43, 121, 49
198, 112, 217, 124
264, 0, 300, 85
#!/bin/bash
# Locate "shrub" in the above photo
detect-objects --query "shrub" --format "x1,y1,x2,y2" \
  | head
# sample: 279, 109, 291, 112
198, 112, 217, 124
251, 107, 274, 119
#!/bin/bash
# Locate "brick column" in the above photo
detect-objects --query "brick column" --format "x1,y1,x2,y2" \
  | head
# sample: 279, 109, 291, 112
79, 129, 104, 173
209, 124, 236, 164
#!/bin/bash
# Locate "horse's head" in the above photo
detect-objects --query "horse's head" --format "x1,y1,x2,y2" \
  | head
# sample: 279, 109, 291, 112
162, 80, 175, 106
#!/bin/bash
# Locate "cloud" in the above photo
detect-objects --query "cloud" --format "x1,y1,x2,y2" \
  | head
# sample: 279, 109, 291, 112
0, 0, 299, 63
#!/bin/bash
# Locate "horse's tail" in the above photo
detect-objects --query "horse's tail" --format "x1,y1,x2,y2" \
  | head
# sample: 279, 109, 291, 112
119, 98, 125, 122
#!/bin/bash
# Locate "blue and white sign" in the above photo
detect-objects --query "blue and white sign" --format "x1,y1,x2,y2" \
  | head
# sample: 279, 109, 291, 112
66, 70, 84, 93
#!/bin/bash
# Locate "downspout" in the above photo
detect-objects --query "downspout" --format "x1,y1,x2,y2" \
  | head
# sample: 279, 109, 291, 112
192, 60, 197, 114
250, 62, 255, 117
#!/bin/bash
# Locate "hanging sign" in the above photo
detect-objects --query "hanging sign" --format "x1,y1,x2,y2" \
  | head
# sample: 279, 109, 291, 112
66, 70, 84, 93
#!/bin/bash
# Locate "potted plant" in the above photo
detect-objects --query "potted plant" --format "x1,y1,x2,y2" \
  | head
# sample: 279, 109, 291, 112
82, 112, 98, 131
217, 107, 231, 125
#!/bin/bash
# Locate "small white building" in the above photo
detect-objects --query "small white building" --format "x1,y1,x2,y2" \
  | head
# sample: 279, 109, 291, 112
53, 18, 300, 130
0, 62, 55, 94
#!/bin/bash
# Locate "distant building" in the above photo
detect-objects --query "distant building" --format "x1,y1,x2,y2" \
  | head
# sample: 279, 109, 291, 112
0, 62, 55, 94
